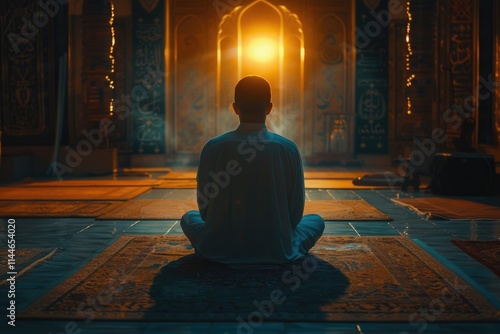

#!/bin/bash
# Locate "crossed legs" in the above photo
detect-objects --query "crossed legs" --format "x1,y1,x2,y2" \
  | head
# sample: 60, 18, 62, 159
180, 211, 324, 259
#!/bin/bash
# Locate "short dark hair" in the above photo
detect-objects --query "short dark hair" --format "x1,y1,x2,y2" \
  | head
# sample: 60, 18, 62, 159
234, 75, 271, 113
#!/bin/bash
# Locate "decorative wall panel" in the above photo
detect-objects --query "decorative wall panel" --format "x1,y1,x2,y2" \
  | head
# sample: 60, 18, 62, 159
0, 0, 55, 144
393, 22, 413, 142
393, 0, 437, 145
132, 0, 165, 153
82, 0, 113, 124
312, 14, 348, 155
174, 16, 210, 153
446, 0, 475, 147
354, 0, 389, 154
107, 18, 131, 149
408, 0, 435, 124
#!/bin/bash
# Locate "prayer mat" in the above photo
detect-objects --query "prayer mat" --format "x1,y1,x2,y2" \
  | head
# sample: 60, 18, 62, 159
1, 248, 59, 285
155, 179, 198, 189
154, 178, 396, 189
97, 199, 391, 221
0, 186, 151, 201
303, 171, 365, 179
19, 179, 164, 187
158, 171, 197, 179
97, 199, 197, 220
0, 201, 123, 218
451, 240, 500, 277
160, 171, 372, 180
304, 179, 395, 189
122, 167, 172, 173
352, 172, 405, 186
160, 170, 380, 180
391, 197, 500, 220
19, 235, 499, 322
304, 200, 392, 221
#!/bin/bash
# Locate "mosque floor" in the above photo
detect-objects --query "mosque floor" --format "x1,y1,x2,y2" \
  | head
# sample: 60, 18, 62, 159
1, 168, 499, 334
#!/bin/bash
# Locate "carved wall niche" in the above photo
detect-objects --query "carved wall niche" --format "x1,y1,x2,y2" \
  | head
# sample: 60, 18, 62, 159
217, 0, 305, 147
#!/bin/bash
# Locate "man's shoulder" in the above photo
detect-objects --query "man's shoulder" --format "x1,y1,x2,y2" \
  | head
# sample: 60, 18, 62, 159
202, 129, 299, 154
203, 131, 235, 150
268, 132, 300, 151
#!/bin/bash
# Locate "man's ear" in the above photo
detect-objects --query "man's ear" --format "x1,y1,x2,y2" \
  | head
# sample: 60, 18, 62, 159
232, 102, 240, 115
265, 102, 273, 115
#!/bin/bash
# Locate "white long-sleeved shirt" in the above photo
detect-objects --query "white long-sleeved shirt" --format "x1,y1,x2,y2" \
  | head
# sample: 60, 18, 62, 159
196, 123, 305, 264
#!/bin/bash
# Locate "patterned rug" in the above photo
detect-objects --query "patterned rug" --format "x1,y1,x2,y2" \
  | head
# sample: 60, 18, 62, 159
155, 179, 198, 189
391, 197, 500, 220
158, 171, 197, 179
0, 186, 151, 201
0, 201, 123, 218
20, 179, 164, 187
451, 240, 500, 277
303, 171, 365, 179
304, 179, 393, 189
303, 200, 392, 220
1, 248, 59, 285
159, 170, 378, 180
97, 199, 197, 220
352, 172, 405, 187
19, 235, 499, 322
97, 199, 391, 221
122, 167, 172, 173
155, 179, 393, 189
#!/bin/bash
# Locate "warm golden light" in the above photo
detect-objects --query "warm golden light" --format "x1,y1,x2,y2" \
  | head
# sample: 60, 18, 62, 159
405, 1, 414, 115
107, 1, 115, 116
247, 37, 277, 63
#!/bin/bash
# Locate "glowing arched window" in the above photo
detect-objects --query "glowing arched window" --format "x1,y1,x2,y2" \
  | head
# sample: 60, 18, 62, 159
217, 1, 304, 140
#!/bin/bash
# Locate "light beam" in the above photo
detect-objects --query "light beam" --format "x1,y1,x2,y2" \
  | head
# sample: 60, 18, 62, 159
246, 37, 277, 63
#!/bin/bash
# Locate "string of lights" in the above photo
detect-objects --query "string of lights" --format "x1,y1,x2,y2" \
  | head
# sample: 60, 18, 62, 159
106, 1, 115, 116
405, 0, 414, 115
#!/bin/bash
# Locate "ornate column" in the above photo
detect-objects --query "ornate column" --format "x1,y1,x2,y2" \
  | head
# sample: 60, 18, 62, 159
353, 0, 389, 156
437, 0, 478, 149
132, 0, 166, 154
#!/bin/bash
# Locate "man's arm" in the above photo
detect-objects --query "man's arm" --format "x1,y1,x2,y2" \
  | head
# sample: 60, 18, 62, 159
287, 148, 305, 228
196, 146, 210, 221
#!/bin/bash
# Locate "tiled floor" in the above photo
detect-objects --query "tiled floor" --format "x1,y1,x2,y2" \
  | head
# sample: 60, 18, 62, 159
1, 184, 499, 333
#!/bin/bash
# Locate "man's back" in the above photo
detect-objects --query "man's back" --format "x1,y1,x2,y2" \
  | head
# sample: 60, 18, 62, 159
180, 75, 323, 264
195, 123, 305, 263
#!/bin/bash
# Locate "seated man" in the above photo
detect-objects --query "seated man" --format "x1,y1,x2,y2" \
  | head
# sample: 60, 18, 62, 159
181, 75, 324, 264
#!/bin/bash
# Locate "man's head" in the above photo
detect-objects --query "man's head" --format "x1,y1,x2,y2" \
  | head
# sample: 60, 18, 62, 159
233, 75, 273, 123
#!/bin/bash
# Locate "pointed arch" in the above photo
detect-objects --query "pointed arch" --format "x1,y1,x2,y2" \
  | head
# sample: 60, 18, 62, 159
216, 1, 304, 143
